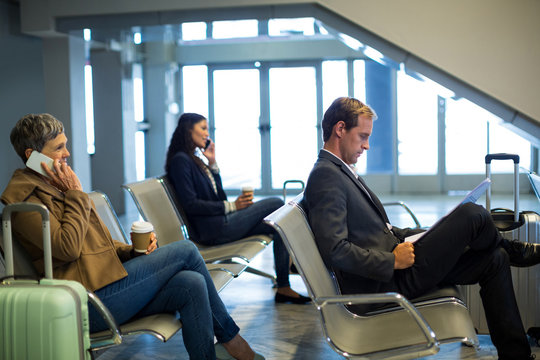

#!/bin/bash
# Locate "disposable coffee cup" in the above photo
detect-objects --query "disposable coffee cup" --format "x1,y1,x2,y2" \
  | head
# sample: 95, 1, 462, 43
131, 221, 154, 253
241, 186, 254, 198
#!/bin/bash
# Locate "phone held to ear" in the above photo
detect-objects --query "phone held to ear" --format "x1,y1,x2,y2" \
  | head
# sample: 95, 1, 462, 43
204, 138, 211, 150
26, 151, 54, 177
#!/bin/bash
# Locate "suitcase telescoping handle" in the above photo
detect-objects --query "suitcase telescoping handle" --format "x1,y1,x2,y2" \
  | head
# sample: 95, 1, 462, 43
485, 153, 520, 223
2, 202, 52, 279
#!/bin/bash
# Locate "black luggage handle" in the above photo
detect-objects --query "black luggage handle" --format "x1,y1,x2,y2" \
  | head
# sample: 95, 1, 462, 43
485, 153, 520, 164
485, 153, 520, 222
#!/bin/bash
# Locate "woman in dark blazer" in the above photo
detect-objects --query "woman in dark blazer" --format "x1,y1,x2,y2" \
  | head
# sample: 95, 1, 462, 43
165, 113, 309, 304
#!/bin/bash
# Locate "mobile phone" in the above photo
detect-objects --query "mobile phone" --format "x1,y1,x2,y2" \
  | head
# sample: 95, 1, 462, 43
26, 151, 54, 177
204, 138, 211, 150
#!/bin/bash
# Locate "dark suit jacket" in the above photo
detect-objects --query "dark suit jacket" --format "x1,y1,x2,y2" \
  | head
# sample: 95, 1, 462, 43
304, 150, 420, 313
166, 152, 228, 243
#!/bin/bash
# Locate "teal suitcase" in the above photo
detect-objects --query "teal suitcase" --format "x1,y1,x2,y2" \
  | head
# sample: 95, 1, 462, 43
0, 203, 92, 360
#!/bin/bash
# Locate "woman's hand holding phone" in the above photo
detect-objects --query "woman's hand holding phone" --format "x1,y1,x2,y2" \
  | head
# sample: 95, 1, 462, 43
202, 138, 216, 165
44, 160, 83, 192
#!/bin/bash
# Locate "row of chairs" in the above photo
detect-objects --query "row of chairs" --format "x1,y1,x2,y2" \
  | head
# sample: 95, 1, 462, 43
0, 175, 279, 355
120, 175, 276, 280
85, 175, 284, 351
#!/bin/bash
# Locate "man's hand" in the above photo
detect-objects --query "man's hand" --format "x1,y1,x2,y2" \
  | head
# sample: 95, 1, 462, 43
393, 242, 415, 269
43, 160, 83, 192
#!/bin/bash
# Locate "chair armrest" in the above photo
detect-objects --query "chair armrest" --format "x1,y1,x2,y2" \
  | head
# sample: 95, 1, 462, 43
87, 290, 122, 350
382, 201, 422, 228
315, 292, 437, 347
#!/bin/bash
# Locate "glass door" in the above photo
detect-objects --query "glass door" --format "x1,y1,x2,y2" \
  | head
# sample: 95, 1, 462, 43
212, 68, 261, 189
269, 66, 318, 189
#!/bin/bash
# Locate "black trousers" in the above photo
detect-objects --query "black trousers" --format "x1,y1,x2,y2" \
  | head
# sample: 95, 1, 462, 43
395, 202, 530, 360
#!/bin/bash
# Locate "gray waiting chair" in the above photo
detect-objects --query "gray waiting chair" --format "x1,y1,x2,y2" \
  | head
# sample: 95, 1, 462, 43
264, 194, 479, 359
122, 177, 275, 281
88, 190, 246, 289
88, 190, 129, 244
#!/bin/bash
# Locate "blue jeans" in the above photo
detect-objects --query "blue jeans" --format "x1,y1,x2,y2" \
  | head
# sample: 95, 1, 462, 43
199, 197, 290, 288
88, 241, 240, 359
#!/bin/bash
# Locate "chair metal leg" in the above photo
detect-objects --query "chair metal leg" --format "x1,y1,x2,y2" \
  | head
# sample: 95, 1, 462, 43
244, 266, 277, 284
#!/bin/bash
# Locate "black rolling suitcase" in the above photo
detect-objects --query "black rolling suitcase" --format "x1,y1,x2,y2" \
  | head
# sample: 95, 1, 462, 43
464, 153, 540, 337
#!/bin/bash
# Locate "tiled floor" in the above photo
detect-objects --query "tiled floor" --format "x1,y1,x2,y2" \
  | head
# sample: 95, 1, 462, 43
95, 193, 540, 359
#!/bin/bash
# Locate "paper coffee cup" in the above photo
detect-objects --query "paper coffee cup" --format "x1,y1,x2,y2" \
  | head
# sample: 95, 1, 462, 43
131, 221, 154, 253
241, 186, 254, 197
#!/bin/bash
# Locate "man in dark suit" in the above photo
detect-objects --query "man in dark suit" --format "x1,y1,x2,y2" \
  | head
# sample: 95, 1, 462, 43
304, 97, 540, 360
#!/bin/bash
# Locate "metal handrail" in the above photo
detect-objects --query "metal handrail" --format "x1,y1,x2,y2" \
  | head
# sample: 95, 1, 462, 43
382, 201, 422, 228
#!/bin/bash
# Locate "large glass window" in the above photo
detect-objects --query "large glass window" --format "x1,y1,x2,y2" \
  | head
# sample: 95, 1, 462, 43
446, 98, 531, 174
354, 60, 368, 173
397, 69, 438, 175
489, 123, 531, 172
445, 98, 488, 174
182, 65, 209, 117
268, 18, 315, 36
182, 22, 207, 41
322, 60, 348, 111
133, 63, 146, 181
212, 20, 258, 39
269, 67, 318, 188
176, 15, 534, 194
353, 60, 366, 103
84, 64, 95, 155
213, 69, 261, 189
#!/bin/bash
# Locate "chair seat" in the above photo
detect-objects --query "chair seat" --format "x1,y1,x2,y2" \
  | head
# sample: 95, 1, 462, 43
196, 235, 270, 263
207, 263, 247, 277
90, 313, 182, 343
365, 285, 465, 315
207, 263, 247, 292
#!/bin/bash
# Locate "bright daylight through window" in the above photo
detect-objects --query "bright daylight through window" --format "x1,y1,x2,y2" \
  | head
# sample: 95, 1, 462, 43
83, 18, 534, 191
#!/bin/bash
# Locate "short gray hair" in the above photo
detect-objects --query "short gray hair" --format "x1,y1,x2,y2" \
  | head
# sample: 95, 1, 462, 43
10, 113, 64, 163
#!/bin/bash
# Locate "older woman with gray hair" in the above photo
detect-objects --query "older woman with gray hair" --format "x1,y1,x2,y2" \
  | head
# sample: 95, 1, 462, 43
1, 113, 264, 360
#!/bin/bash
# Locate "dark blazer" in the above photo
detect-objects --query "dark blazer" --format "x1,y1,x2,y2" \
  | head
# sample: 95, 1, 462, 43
304, 150, 419, 312
166, 152, 228, 243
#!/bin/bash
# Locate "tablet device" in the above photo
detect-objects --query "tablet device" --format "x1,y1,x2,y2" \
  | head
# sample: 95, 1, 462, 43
405, 178, 491, 243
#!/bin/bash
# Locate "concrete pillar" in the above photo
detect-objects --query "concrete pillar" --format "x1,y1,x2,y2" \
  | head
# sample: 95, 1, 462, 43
90, 49, 137, 214
42, 33, 91, 190
144, 38, 179, 178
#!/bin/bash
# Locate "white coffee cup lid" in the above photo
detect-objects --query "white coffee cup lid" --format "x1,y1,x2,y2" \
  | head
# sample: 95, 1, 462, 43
131, 221, 154, 233
241, 186, 254, 192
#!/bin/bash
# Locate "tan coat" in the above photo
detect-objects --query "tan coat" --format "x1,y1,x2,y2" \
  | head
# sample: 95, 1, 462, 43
1, 168, 133, 291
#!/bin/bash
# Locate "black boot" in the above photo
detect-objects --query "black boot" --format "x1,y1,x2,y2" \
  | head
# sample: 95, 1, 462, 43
501, 239, 540, 267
